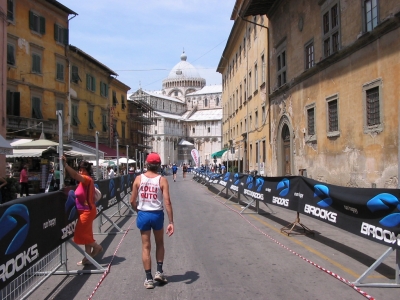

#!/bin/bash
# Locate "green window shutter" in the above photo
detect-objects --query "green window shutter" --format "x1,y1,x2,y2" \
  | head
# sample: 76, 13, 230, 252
93, 77, 96, 92
63, 28, 69, 45
39, 16, 45, 34
54, 24, 58, 41
86, 74, 90, 90
105, 84, 109, 97
7, 44, 15, 65
29, 11, 34, 30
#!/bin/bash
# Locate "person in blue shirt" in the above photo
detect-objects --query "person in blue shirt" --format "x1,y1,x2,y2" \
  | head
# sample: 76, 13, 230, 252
172, 164, 178, 182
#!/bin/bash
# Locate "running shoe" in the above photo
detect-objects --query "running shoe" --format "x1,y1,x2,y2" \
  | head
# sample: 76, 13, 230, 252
154, 271, 168, 283
144, 278, 154, 289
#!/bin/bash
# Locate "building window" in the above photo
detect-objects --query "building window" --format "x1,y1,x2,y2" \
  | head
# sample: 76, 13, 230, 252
6, 90, 20, 116
306, 103, 316, 142
216, 97, 220, 106
31, 96, 43, 119
7, 43, 15, 66
71, 104, 80, 126
255, 111, 258, 128
254, 63, 258, 92
261, 54, 265, 84
322, 3, 340, 58
326, 94, 340, 137
54, 24, 68, 45
305, 40, 314, 70
29, 11, 45, 34
122, 122, 126, 140
88, 109, 95, 129
248, 72, 252, 95
244, 78, 247, 101
71, 65, 81, 83
174, 91, 178, 96
192, 127, 195, 134
7, 0, 14, 22
208, 127, 211, 133
86, 74, 96, 92
102, 114, 108, 132
262, 106, 266, 124
204, 98, 208, 107
363, 0, 379, 32
56, 62, 64, 81
121, 95, 126, 109
277, 50, 286, 87
31, 52, 42, 74
363, 79, 383, 133
100, 81, 109, 97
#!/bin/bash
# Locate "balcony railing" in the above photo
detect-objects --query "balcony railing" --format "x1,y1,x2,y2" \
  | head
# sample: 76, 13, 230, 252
7, 116, 58, 136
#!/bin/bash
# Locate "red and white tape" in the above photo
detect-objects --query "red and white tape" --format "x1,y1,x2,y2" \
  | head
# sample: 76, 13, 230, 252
212, 194, 376, 300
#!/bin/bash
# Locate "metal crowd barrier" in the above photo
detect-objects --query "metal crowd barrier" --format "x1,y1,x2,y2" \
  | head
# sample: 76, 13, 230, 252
0, 193, 135, 300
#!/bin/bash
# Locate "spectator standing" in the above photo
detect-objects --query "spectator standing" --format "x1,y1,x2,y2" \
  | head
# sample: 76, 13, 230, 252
221, 164, 226, 174
107, 166, 115, 179
172, 164, 178, 182
0, 177, 7, 204
62, 156, 103, 265
182, 163, 187, 180
19, 164, 29, 197
130, 152, 174, 289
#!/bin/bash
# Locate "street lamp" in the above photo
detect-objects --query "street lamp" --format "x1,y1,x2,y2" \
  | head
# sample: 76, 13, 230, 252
126, 145, 129, 175
116, 138, 119, 175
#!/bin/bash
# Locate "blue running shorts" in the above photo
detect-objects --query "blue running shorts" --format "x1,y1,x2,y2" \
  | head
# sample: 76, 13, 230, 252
137, 210, 164, 231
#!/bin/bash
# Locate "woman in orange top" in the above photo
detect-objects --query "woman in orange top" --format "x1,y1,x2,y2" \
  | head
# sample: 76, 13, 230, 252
61, 156, 103, 265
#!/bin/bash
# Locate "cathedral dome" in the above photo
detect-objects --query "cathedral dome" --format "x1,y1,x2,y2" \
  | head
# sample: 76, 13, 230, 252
166, 52, 203, 80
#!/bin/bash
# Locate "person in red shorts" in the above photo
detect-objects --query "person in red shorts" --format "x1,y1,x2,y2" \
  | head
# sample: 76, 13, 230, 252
61, 156, 103, 265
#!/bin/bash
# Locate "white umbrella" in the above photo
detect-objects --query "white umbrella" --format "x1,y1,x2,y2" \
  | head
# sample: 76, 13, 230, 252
88, 159, 106, 166
112, 158, 136, 164
100, 160, 116, 167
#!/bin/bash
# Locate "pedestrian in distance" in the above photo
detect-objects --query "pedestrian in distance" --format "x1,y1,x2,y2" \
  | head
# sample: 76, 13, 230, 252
172, 163, 178, 182
61, 156, 103, 266
107, 166, 115, 179
19, 164, 29, 197
130, 152, 174, 289
182, 163, 188, 180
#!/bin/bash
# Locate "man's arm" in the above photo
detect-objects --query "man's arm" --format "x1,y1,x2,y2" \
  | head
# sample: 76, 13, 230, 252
130, 175, 141, 212
160, 176, 174, 236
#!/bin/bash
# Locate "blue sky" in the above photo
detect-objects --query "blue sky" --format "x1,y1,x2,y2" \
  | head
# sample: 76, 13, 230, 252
65, 0, 235, 92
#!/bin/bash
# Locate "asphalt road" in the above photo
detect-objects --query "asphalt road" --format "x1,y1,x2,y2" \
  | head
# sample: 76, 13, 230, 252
29, 173, 399, 300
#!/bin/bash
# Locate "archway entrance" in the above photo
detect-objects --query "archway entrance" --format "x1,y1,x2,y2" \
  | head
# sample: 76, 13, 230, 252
282, 124, 291, 175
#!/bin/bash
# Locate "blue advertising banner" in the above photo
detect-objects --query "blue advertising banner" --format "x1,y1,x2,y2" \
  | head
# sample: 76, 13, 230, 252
0, 175, 136, 290
194, 170, 400, 249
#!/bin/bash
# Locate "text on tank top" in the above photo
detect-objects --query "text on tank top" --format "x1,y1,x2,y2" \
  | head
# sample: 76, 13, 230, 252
137, 174, 164, 211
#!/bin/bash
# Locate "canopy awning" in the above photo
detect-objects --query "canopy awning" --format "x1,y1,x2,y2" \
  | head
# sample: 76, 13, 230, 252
6, 148, 48, 158
211, 149, 227, 158
77, 141, 119, 158
64, 146, 97, 158
221, 149, 241, 161
0, 135, 12, 155
111, 158, 136, 164
178, 139, 194, 146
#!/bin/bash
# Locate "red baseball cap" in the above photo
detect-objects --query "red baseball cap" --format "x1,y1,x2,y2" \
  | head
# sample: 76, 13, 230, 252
146, 152, 161, 164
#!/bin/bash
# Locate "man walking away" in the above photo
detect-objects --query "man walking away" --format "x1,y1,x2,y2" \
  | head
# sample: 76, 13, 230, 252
182, 163, 187, 180
172, 164, 178, 182
130, 152, 174, 289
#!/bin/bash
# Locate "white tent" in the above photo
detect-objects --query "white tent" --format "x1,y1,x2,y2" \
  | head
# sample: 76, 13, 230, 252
111, 158, 136, 164
88, 159, 106, 166
178, 139, 194, 146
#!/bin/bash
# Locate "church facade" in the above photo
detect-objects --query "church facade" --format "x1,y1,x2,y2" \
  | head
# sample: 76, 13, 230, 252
129, 52, 223, 167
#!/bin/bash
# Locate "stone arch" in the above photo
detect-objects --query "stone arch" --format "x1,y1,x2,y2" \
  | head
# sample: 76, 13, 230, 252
277, 114, 294, 176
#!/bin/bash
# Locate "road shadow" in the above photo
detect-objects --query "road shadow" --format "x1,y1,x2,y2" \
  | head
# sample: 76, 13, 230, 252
166, 271, 200, 284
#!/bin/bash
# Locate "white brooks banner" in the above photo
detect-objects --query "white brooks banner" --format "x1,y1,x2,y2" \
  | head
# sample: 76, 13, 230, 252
191, 149, 199, 167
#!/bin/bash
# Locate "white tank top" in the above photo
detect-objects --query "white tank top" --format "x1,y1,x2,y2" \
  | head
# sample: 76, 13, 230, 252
137, 174, 164, 211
